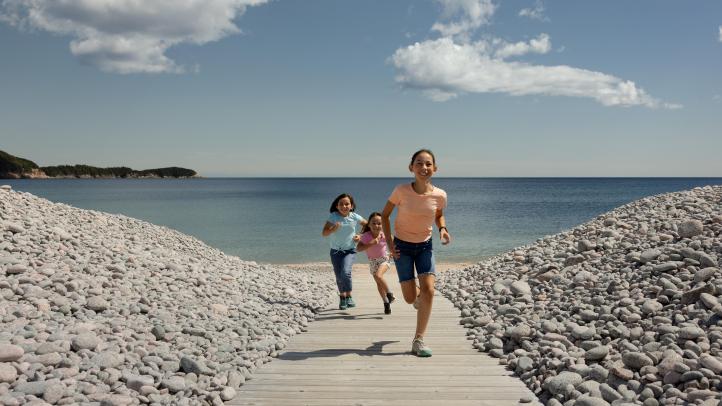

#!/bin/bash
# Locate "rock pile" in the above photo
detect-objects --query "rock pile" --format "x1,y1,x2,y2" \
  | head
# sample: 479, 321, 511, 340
0, 187, 334, 405
439, 185, 722, 406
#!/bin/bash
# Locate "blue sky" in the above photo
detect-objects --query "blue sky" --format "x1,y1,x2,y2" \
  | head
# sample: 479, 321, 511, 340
1, 0, 721, 177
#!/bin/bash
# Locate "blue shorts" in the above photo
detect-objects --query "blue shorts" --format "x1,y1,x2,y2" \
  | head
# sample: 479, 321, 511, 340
393, 238, 435, 283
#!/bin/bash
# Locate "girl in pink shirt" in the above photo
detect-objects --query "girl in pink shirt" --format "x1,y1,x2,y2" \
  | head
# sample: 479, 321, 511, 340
381, 149, 451, 357
356, 212, 396, 315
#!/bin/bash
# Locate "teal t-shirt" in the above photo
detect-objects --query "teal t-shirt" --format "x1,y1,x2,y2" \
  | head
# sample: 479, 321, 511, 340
326, 212, 364, 251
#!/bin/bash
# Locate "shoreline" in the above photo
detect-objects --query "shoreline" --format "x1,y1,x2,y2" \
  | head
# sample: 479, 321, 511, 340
279, 261, 474, 274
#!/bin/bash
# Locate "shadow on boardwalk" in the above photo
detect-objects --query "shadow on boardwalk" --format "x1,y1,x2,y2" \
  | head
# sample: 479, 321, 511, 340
277, 340, 406, 360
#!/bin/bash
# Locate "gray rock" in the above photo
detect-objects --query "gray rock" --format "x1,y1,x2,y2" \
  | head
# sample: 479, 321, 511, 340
86, 296, 109, 312
5, 264, 27, 275
622, 352, 653, 370
126, 374, 154, 392
220, 386, 236, 401
639, 249, 661, 263
72, 334, 100, 351
180, 356, 211, 375
575, 396, 610, 406
585, 346, 609, 362
545, 372, 582, 395
91, 352, 124, 369
0, 362, 17, 383
0, 344, 24, 362
510, 281, 531, 295
694, 267, 718, 283
678, 219, 704, 238
161, 376, 186, 393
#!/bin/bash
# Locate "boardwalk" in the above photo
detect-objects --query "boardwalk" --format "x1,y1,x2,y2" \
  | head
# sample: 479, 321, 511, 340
230, 268, 539, 406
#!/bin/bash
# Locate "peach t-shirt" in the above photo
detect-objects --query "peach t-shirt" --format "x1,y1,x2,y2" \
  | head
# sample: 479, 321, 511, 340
388, 183, 447, 243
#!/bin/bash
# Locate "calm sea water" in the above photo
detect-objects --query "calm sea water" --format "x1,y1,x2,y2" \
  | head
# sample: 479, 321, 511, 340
5, 178, 722, 264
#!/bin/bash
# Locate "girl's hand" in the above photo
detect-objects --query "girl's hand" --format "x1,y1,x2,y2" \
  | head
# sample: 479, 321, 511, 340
371, 237, 379, 245
352, 234, 361, 242
440, 229, 451, 245
388, 242, 400, 259
331, 222, 341, 232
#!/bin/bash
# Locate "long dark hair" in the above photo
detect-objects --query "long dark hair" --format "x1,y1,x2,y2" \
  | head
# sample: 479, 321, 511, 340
329, 193, 356, 213
410, 148, 437, 166
361, 212, 382, 234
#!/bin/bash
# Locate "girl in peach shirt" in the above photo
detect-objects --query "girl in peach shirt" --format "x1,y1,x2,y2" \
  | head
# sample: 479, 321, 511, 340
381, 149, 451, 357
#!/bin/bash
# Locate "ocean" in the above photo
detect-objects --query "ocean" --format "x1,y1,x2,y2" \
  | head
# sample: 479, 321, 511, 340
4, 178, 722, 264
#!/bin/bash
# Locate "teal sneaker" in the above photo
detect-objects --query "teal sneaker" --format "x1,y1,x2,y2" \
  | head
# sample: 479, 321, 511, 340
339, 296, 348, 310
412, 338, 432, 357
346, 296, 356, 308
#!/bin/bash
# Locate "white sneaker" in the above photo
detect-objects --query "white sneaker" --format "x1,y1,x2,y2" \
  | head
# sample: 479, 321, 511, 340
413, 295, 420, 310
411, 338, 432, 357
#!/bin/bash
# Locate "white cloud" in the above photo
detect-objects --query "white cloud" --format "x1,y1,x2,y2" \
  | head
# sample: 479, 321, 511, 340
431, 0, 496, 38
519, 0, 548, 22
0, 0, 269, 74
719, 26, 722, 42
493, 33, 550, 59
391, 0, 678, 109
391, 38, 680, 109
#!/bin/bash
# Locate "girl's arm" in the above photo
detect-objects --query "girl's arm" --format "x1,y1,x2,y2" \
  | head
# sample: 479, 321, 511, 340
322, 221, 340, 237
352, 218, 367, 242
435, 208, 451, 245
356, 240, 372, 252
380, 201, 398, 258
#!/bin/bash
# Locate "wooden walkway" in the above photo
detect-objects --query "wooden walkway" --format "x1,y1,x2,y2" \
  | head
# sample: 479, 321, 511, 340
230, 268, 539, 406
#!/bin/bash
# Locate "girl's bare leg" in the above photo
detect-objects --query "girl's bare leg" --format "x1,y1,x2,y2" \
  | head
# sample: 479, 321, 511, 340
400, 280, 419, 304
415, 274, 435, 338
373, 264, 391, 300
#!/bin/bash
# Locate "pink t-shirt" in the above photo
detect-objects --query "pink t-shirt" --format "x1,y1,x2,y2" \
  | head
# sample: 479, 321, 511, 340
388, 183, 447, 243
360, 231, 388, 259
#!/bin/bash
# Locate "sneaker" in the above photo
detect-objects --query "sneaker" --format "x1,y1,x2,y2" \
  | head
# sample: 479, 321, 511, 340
412, 295, 420, 310
386, 292, 396, 304
346, 296, 356, 308
384, 302, 391, 315
339, 297, 348, 310
411, 338, 432, 357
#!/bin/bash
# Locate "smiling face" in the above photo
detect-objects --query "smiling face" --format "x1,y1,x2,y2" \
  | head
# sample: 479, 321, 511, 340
409, 151, 436, 180
368, 215, 383, 236
336, 197, 353, 216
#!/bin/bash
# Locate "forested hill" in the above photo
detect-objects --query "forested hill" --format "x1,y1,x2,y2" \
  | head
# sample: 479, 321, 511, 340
0, 150, 198, 179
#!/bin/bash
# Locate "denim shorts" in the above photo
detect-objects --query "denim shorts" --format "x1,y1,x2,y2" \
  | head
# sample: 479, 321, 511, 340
393, 238, 435, 283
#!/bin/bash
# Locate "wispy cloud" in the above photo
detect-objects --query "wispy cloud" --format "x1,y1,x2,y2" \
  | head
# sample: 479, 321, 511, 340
0, 0, 269, 74
391, 0, 679, 109
719, 26, 722, 42
431, 0, 496, 39
519, 0, 548, 22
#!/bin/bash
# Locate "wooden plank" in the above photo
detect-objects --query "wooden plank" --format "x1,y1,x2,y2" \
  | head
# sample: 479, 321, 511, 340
229, 268, 537, 406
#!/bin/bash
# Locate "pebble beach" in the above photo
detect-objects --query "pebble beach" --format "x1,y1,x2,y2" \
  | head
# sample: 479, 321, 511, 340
0, 186, 334, 405
439, 185, 722, 406
2, 184, 722, 405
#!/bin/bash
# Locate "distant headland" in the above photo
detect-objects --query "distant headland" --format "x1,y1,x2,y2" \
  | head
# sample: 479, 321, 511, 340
0, 150, 199, 179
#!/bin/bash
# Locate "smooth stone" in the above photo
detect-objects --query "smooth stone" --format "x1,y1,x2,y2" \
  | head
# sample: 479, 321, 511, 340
585, 346, 609, 362
72, 334, 100, 351
575, 397, 610, 406
161, 376, 186, 393
0, 344, 24, 362
545, 372, 583, 395
0, 363, 17, 383
678, 220, 704, 238
622, 352, 654, 370
86, 296, 109, 312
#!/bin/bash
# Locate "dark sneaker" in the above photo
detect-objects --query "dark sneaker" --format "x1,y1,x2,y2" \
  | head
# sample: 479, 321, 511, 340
339, 297, 348, 310
384, 302, 391, 315
386, 292, 396, 304
346, 296, 356, 308
412, 338, 432, 357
